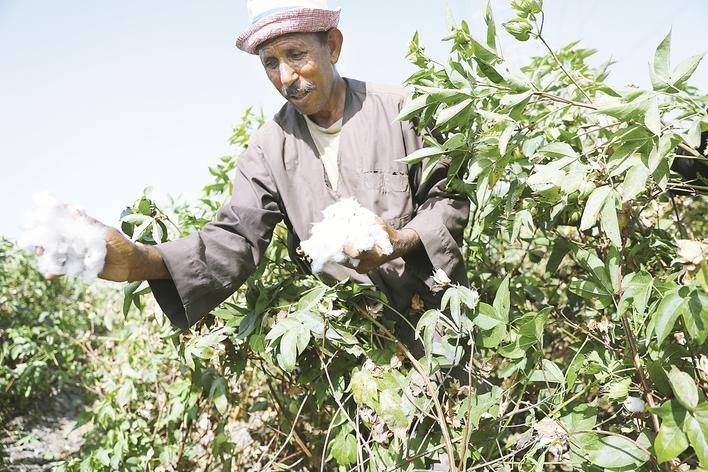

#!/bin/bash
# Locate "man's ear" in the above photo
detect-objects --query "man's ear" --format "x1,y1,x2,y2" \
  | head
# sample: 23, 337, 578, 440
327, 28, 343, 64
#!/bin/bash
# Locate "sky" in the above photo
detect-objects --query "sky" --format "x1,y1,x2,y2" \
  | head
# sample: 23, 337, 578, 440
1, 0, 706, 241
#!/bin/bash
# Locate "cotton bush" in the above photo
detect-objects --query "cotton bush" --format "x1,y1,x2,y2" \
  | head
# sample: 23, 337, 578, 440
300, 198, 393, 273
22, 3, 708, 471
20, 192, 106, 281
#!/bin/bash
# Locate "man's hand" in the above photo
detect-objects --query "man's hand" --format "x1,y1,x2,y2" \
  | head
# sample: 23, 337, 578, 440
342, 218, 421, 274
37, 211, 170, 282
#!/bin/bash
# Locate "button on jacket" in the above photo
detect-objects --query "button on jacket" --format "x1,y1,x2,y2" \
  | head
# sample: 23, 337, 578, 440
148, 78, 470, 330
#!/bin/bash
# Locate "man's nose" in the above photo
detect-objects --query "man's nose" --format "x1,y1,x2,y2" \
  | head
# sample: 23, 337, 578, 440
279, 62, 298, 87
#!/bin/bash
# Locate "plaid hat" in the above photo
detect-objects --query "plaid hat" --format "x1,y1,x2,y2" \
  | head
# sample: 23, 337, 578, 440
236, 0, 341, 54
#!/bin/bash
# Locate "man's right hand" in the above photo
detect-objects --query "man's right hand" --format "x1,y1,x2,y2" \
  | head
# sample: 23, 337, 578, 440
38, 212, 170, 282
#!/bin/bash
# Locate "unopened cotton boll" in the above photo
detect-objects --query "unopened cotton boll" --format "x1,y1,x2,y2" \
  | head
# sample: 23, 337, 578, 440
19, 192, 107, 282
301, 198, 393, 273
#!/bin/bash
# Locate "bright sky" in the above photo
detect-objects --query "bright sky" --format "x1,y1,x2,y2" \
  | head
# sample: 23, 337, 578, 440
1, 0, 706, 241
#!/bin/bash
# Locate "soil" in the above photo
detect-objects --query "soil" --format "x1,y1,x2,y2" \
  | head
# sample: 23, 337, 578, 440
0, 387, 90, 471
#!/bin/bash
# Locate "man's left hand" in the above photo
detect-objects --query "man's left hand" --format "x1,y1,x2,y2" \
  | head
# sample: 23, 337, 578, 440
342, 218, 421, 274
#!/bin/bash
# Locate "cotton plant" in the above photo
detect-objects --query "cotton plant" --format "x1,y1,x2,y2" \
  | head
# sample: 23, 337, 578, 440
20, 192, 107, 282
300, 198, 393, 273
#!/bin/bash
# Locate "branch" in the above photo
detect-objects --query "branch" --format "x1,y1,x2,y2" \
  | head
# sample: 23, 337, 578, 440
537, 28, 594, 104
259, 391, 312, 472
359, 311, 458, 472
617, 268, 661, 433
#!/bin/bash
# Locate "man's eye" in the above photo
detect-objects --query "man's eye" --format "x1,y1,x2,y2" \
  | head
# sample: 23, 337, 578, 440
265, 59, 278, 69
289, 51, 305, 60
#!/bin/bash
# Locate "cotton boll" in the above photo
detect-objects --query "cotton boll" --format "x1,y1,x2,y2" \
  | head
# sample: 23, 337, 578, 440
20, 192, 107, 282
623, 396, 646, 413
301, 198, 393, 274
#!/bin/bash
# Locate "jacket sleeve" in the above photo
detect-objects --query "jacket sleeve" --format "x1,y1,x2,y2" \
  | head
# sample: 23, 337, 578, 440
400, 121, 470, 286
147, 141, 283, 330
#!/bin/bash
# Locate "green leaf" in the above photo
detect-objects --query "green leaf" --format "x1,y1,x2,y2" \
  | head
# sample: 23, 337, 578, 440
587, 434, 651, 468
685, 414, 708, 467
538, 142, 579, 159
655, 412, 689, 463
435, 98, 473, 129
498, 122, 516, 156
473, 302, 503, 330
396, 94, 431, 122
350, 369, 378, 408
330, 428, 357, 466
569, 279, 613, 307
653, 290, 687, 346
646, 133, 673, 173
667, 366, 700, 410
399, 146, 446, 165
644, 97, 661, 135
209, 378, 228, 415
441, 287, 462, 326
377, 389, 409, 430
622, 163, 650, 202
131, 218, 153, 242
120, 213, 150, 225
600, 191, 622, 247
474, 58, 504, 83
597, 94, 652, 120
580, 185, 612, 231
619, 271, 653, 316
687, 120, 702, 148
500, 91, 533, 108
671, 53, 705, 87
652, 31, 672, 86
530, 359, 565, 384
684, 290, 707, 344
493, 275, 511, 322
546, 239, 570, 274
606, 377, 632, 401
572, 246, 614, 295
456, 387, 502, 428
561, 403, 598, 433
297, 285, 328, 312
471, 36, 500, 64
482, 0, 497, 51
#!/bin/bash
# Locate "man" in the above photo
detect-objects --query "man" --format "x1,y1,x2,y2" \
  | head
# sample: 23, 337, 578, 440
46, 0, 470, 331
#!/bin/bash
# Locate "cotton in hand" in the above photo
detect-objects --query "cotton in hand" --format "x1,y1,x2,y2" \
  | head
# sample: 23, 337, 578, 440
20, 192, 107, 282
301, 198, 393, 273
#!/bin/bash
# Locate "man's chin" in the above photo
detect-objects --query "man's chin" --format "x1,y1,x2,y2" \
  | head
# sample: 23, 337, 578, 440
289, 100, 314, 115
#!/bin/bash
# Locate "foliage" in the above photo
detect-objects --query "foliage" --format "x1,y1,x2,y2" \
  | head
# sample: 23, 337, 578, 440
7, 2, 708, 471
0, 238, 101, 416
0, 237, 111, 466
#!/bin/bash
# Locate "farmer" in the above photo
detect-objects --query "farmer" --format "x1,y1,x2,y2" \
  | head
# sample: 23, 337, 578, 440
48, 0, 470, 331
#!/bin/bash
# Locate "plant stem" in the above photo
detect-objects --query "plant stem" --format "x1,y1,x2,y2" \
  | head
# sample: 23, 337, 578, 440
617, 268, 662, 433
537, 31, 594, 104
360, 311, 458, 472
260, 391, 312, 472
535, 91, 597, 110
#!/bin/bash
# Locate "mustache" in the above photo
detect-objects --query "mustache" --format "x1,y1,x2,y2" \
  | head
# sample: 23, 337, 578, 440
283, 81, 315, 98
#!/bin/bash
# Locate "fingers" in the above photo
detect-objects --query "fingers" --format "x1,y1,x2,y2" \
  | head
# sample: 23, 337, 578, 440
342, 243, 362, 260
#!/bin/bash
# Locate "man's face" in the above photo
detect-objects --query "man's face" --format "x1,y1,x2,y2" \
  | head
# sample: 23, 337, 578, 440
259, 32, 338, 116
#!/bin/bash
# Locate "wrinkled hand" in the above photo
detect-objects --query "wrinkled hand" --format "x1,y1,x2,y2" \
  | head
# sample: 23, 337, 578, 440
342, 217, 421, 274
37, 210, 139, 282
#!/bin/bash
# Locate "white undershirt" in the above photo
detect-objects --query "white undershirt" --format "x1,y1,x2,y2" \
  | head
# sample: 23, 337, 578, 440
304, 115, 343, 191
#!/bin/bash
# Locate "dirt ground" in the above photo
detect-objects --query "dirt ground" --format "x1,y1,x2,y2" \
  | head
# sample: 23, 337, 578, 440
0, 387, 89, 471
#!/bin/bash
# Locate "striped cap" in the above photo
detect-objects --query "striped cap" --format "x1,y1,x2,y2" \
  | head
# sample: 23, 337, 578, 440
236, 0, 341, 54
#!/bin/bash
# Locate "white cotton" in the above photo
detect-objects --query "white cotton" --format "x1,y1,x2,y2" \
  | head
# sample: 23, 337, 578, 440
623, 396, 646, 413
300, 198, 393, 273
19, 192, 107, 282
